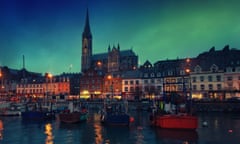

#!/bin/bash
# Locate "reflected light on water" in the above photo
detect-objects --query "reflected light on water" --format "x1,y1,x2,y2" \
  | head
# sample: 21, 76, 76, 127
93, 114, 103, 144
135, 126, 145, 144
94, 123, 103, 144
45, 123, 54, 144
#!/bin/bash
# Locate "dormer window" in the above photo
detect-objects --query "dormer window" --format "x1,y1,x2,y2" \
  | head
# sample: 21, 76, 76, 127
194, 65, 202, 73
210, 64, 218, 72
151, 73, 155, 77
157, 72, 161, 77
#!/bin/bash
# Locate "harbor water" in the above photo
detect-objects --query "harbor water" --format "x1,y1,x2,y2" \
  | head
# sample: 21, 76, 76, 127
0, 110, 240, 144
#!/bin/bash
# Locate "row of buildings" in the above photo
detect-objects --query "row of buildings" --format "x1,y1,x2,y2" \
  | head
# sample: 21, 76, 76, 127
0, 10, 240, 101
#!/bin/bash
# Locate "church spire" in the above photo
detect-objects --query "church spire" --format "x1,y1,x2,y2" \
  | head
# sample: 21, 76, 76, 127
83, 8, 92, 38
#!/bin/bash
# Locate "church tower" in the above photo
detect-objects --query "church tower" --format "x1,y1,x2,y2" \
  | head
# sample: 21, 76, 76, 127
81, 9, 92, 73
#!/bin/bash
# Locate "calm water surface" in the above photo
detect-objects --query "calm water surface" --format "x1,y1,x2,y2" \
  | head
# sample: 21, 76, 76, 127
1, 110, 240, 144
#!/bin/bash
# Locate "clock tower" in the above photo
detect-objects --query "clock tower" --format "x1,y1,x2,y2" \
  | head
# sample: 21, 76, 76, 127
81, 9, 92, 73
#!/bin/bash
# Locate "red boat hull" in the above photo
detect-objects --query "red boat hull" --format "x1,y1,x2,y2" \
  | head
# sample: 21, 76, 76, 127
153, 114, 198, 130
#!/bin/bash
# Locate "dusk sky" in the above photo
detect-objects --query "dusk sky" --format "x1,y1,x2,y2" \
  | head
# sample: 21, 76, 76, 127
0, 0, 240, 75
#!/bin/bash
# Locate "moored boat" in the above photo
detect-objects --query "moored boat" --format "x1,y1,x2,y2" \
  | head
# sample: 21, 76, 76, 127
0, 103, 24, 116
21, 102, 55, 120
150, 96, 198, 130
100, 99, 134, 126
58, 102, 88, 123
152, 114, 198, 130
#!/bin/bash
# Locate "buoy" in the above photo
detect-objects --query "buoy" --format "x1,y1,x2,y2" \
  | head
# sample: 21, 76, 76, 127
202, 121, 208, 127
130, 116, 134, 123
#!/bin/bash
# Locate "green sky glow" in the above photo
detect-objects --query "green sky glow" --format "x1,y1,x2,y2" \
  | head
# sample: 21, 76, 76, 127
0, 0, 239, 74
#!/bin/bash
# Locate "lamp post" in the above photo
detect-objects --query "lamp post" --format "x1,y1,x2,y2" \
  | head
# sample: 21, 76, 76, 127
46, 73, 53, 102
107, 75, 113, 100
185, 58, 192, 114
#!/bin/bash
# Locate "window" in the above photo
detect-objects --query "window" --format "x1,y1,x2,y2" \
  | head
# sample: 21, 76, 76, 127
216, 75, 221, 81
208, 76, 212, 82
156, 79, 161, 84
130, 80, 134, 85
124, 87, 128, 92
194, 65, 202, 73
200, 76, 204, 82
151, 79, 155, 84
193, 85, 197, 90
144, 86, 149, 91
144, 80, 148, 84
217, 84, 222, 90
130, 87, 134, 92
208, 84, 213, 90
136, 80, 139, 85
200, 84, 205, 90
192, 77, 196, 82
227, 76, 232, 81
210, 64, 218, 72
157, 72, 161, 77
151, 73, 155, 77
124, 81, 128, 85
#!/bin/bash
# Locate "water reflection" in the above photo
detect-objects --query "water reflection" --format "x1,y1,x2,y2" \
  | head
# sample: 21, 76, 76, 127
45, 123, 54, 144
0, 120, 3, 140
94, 123, 103, 144
135, 126, 145, 144
155, 128, 198, 143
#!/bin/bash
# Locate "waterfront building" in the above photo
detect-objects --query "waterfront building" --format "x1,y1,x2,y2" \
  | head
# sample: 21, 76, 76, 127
80, 68, 104, 99
103, 72, 122, 99
121, 70, 142, 100
16, 73, 70, 101
224, 65, 240, 98
139, 60, 163, 100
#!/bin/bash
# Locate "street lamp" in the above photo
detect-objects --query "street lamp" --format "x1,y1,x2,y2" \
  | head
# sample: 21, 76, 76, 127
107, 75, 113, 100
45, 73, 53, 102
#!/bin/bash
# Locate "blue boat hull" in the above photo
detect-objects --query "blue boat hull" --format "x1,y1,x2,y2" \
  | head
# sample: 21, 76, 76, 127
21, 111, 54, 120
103, 113, 130, 125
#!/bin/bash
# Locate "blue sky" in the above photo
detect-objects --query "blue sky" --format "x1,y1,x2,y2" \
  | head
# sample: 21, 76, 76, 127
0, 0, 240, 75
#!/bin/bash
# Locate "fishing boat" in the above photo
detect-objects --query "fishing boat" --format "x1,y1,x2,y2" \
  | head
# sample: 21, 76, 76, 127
21, 102, 55, 120
150, 94, 198, 130
100, 98, 134, 126
58, 102, 88, 124
151, 113, 198, 130
0, 103, 24, 116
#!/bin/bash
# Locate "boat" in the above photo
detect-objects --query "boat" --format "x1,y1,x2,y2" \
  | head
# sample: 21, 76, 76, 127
58, 102, 88, 123
21, 102, 55, 120
151, 113, 198, 130
0, 103, 24, 116
100, 98, 134, 126
150, 94, 198, 130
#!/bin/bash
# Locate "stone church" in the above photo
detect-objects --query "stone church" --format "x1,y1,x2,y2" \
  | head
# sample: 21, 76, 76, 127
81, 10, 138, 74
